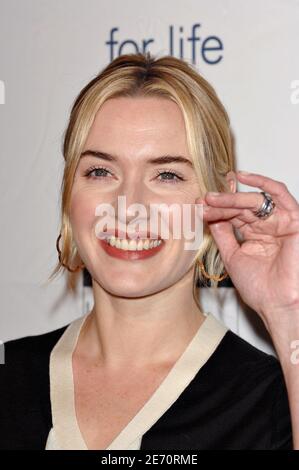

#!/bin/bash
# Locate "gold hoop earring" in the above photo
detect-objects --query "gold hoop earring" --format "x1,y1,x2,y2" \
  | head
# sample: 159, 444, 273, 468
56, 233, 85, 273
198, 261, 228, 282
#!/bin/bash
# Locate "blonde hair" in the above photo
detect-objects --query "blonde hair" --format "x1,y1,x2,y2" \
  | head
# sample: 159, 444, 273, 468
48, 52, 235, 296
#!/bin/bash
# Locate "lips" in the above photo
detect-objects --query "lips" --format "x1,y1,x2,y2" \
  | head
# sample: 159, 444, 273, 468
98, 236, 165, 260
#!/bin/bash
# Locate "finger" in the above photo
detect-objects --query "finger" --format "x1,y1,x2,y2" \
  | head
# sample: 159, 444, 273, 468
207, 220, 240, 267
204, 191, 266, 214
202, 206, 256, 222
236, 171, 299, 211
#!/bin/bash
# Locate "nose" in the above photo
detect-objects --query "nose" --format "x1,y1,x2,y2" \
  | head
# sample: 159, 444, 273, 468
114, 177, 150, 226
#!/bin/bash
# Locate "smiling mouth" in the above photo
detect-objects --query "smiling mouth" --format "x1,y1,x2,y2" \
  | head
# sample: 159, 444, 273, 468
103, 235, 163, 251
99, 234, 165, 260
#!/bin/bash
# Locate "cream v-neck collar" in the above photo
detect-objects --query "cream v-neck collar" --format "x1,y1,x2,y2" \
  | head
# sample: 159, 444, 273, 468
49, 311, 228, 450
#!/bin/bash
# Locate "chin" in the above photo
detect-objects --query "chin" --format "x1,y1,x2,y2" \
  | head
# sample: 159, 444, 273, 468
96, 276, 164, 299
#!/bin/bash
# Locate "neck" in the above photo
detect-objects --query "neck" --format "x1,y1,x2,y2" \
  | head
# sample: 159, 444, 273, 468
78, 267, 205, 370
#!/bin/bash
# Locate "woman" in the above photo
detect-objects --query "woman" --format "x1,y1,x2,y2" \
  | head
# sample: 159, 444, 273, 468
1, 52, 298, 450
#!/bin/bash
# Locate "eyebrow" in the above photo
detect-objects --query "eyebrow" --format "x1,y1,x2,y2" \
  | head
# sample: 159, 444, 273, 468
80, 150, 194, 167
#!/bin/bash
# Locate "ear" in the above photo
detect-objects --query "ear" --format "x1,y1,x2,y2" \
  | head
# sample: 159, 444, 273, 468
225, 170, 237, 193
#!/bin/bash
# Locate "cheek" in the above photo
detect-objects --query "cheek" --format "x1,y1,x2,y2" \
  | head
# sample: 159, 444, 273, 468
69, 190, 97, 232
165, 201, 203, 238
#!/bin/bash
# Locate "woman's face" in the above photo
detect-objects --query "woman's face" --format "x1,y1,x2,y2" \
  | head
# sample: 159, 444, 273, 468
69, 96, 202, 297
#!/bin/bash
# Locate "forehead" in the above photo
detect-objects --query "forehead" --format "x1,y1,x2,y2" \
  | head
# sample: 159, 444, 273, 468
84, 96, 188, 152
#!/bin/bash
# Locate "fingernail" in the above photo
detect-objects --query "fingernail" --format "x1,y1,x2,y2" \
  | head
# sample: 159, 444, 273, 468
238, 170, 251, 175
208, 192, 220, 196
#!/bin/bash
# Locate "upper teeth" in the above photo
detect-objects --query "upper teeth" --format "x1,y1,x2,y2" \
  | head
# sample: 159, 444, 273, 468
105, 236, 162, 251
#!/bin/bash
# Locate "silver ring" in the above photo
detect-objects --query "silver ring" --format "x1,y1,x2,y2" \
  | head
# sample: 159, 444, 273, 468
253, 191, 276, 219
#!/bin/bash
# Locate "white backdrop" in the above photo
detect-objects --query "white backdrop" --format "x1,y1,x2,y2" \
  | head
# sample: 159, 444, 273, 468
0, 0, 298, 355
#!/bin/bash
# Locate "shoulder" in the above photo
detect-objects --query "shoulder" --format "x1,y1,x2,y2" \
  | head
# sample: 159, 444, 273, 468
0, 325, 68, 402
200, 329, 293, 449
215, 328, 280, 366
0, 322, 70, 449
206, 328, 286, 389
0, 322, 70, 393
2, 322, 69, 365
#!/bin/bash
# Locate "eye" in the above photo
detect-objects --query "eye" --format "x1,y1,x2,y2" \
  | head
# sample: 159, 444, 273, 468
83, 165, 113, 179
83, 166, 185, 183
155, 169, 185, 184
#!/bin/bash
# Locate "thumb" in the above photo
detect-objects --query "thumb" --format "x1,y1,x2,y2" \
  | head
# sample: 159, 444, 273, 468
207, 220, 240, 268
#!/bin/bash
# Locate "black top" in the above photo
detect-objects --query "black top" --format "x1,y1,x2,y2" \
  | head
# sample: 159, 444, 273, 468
0, 323, 293, 450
